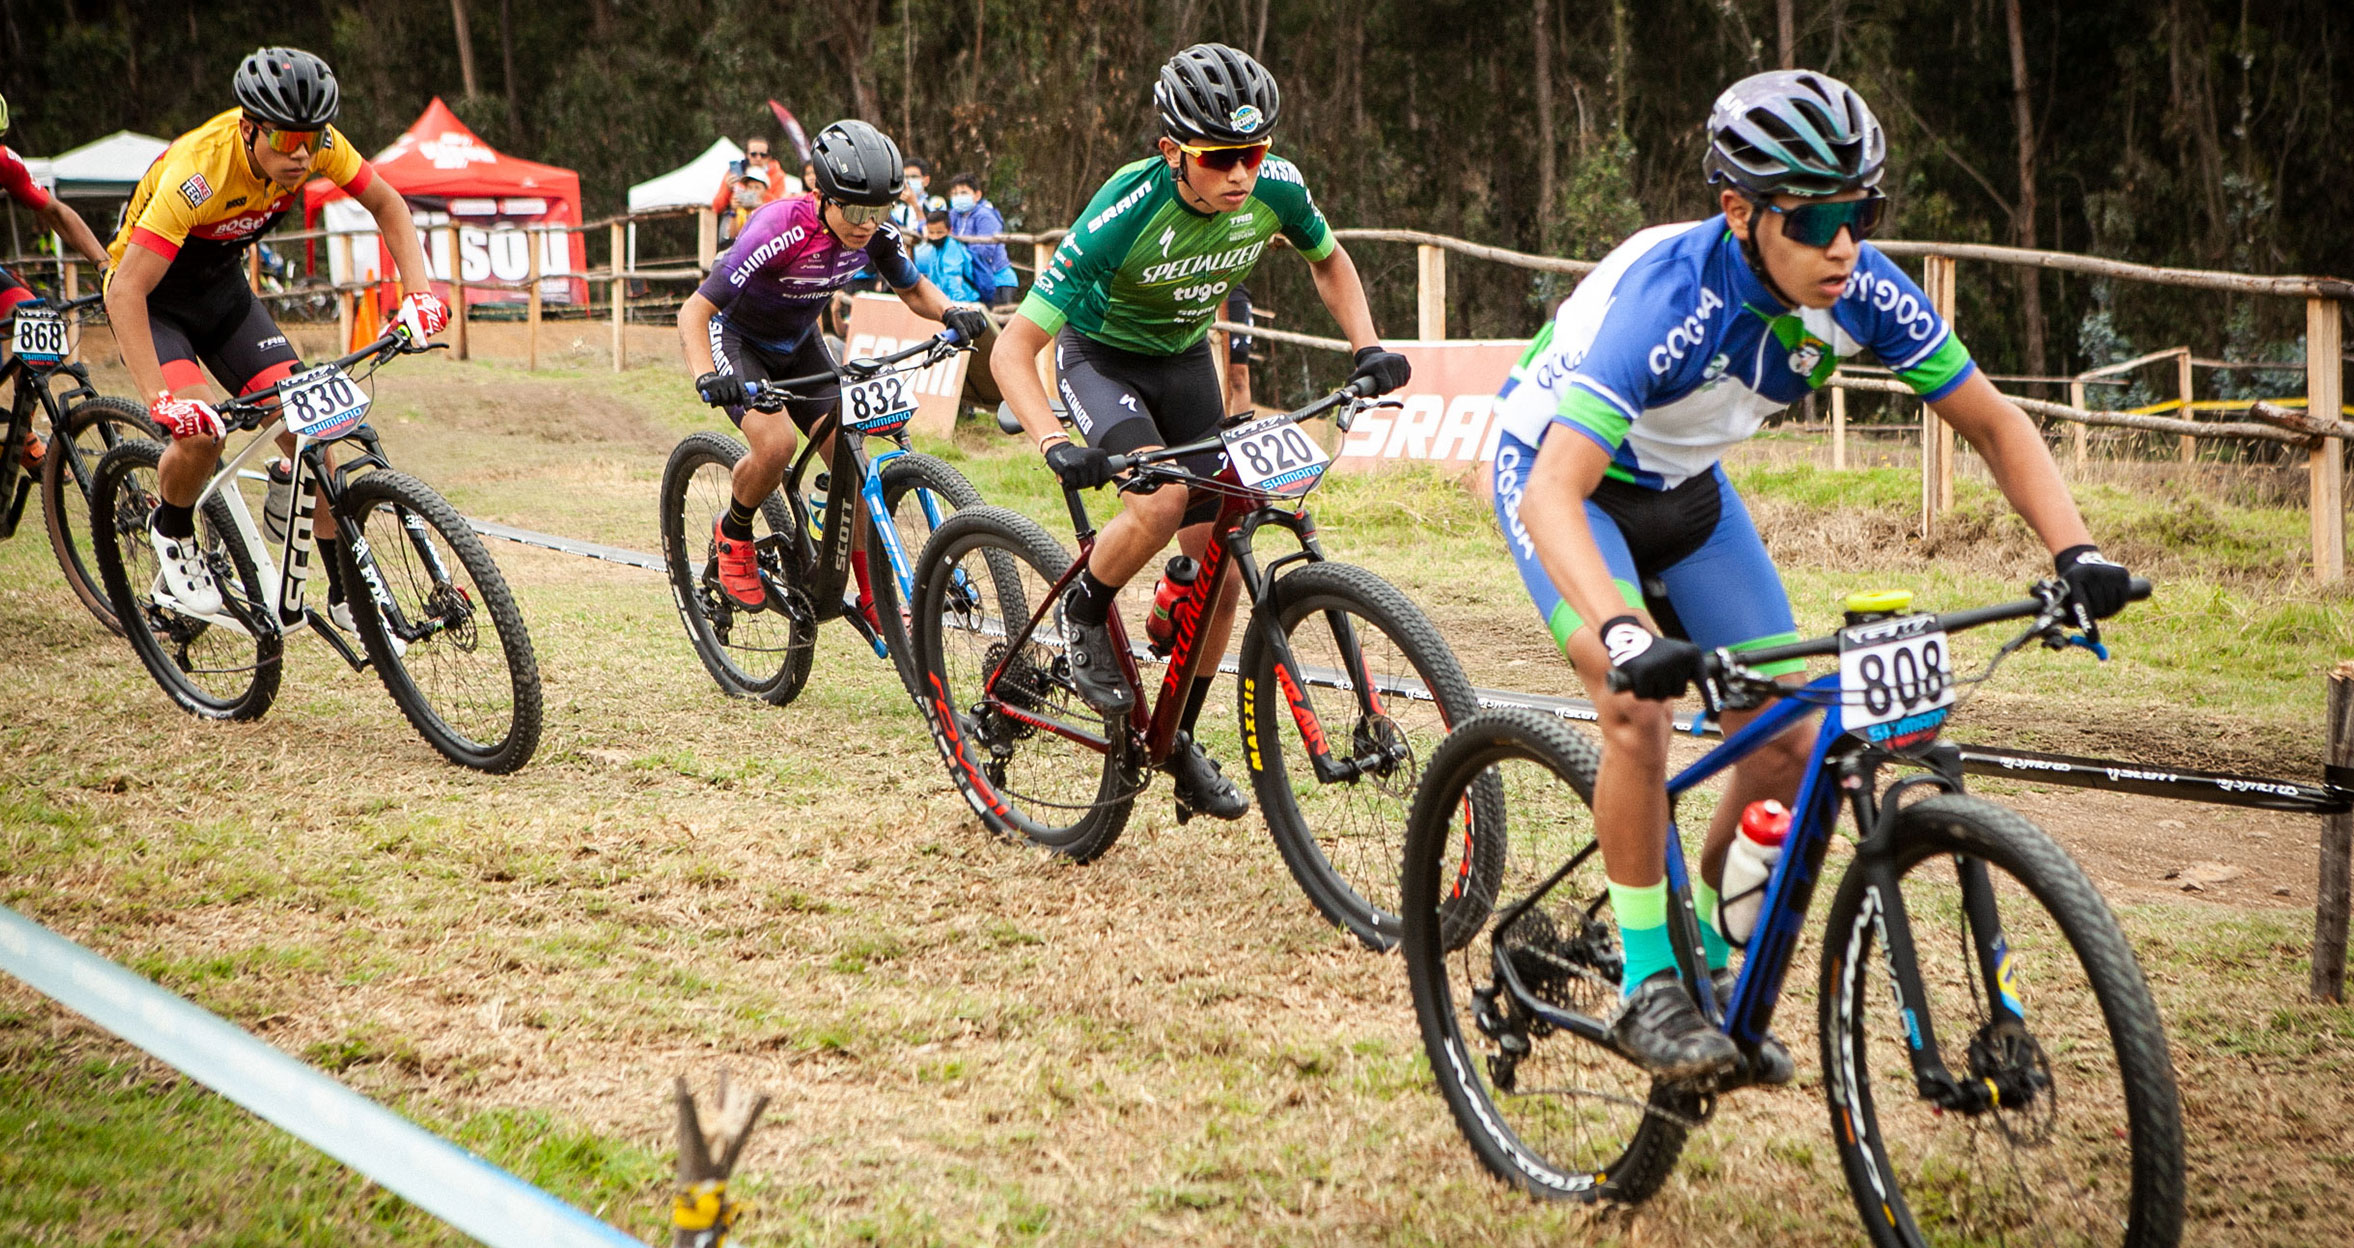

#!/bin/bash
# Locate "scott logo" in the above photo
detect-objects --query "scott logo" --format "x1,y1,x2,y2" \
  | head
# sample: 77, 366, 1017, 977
1646, 287, 1725, 374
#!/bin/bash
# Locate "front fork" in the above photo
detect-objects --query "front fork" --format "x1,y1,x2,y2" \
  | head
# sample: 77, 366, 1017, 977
1229, 510, 1398, 786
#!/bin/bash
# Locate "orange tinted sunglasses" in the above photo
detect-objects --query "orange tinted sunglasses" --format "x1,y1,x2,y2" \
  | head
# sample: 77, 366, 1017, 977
253, 125, 326, 155
1177, 141, 1270, 172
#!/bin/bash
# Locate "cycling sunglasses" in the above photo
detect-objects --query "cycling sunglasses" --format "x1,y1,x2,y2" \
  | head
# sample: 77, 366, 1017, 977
254, 125, 327, 156
1755, 190, 1887, 248
1178, 140, 1271, 173
830, 198, 893, 226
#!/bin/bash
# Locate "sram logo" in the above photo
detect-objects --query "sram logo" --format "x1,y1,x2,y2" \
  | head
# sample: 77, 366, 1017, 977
1647, 287, 1725, 374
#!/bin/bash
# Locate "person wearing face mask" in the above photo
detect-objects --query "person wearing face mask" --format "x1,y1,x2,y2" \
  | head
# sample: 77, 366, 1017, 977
891, 156, 942, 237
712, 136, 790, 222
1489, 70, 2135, 1081
944, 172, 1019, 309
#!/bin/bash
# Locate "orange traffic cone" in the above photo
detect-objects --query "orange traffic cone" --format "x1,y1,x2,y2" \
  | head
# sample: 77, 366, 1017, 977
348, 286, 380, 351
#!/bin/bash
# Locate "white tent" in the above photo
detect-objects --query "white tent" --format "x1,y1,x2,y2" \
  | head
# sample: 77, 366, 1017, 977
42, 130, 170, 199
628, 138, 743, 214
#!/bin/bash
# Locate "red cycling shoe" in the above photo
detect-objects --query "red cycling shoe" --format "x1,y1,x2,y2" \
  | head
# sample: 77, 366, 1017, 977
712, 517, 765, 609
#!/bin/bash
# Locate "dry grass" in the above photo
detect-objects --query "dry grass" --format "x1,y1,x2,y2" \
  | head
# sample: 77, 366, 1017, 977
1, 352, 2349, 1244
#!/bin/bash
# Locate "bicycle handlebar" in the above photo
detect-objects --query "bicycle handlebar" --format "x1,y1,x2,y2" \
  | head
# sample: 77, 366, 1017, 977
212, 329, 425, 430
1097, 376, 1384, 480
739, 329, 965, 409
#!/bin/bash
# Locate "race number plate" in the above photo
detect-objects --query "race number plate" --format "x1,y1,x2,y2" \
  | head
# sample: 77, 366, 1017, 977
9, 306, 66, 364
1837, 613, 1955, 748
281, 364, 372, 439
841, 371, 917, 433
1221, 413, 1330, 496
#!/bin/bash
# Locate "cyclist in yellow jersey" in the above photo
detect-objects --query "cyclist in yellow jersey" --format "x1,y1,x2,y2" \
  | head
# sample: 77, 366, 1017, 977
104, 48, 447, 618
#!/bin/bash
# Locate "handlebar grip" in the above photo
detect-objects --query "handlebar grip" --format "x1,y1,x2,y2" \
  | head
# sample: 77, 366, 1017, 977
2126, 576, 2152, 602
940, 327, 963, 346
1345, 374, 1380, 399
1605, 669, 1631, 695
1102, 454, 1135, 477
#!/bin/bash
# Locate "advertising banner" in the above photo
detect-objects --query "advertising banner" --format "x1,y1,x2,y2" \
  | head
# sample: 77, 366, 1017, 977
1332, 339, 1525, 496
846, 293, 975, 439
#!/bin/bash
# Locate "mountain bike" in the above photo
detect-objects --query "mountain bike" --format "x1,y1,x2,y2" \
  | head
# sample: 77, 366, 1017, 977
909, 379, 1503, 950
1399, 579, 2183, 1245
1, 293, 155, 634
657, 330, 982, 707
89, 330, 542, 773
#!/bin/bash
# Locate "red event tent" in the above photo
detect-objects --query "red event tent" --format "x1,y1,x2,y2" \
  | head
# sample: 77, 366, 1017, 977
305, 98, 588, 305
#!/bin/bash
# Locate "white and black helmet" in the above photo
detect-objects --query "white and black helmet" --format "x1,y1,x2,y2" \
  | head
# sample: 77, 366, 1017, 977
810, 120, 905, 207
1704, 70, 1884, 198
234, 47, 341, 130
1155, 43, 1280, 145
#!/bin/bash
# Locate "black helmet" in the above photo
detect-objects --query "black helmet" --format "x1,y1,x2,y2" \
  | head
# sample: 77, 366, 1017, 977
810, 120, 905, 207
1704, 70, 1884, 198
234, 47, 341, 129
1155, 43, 1280, 145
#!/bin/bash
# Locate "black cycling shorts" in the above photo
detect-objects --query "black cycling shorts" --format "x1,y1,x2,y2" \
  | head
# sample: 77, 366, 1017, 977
1054, 327, 1227, 525
149, 278, 301, 396
707, 315, 838, 433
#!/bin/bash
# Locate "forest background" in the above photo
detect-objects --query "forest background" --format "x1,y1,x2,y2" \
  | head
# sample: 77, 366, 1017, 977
5, 0, 2350, 406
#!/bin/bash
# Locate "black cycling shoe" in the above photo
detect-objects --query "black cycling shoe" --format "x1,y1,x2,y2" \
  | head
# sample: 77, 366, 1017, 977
1062, 617, 1134, 715
1712, 967, 1796, 1086
1166, 729, 1250, 823
1610, 971, 1741, 1081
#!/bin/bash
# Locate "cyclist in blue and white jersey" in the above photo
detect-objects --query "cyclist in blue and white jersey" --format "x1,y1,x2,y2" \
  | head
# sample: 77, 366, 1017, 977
1492, 70, 2135, 1080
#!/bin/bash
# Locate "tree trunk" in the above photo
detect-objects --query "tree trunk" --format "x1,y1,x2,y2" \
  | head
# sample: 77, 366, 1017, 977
498, 0, 521, 139
822, 0, 884, 123
1777, 0, 1796, 68
1533, 0, 1556, 246
1609, 0, 1629, 138
2005, 0, 2047, 388
902, 0, 915, 143
1252, 0, 1271, 63
449, 0, 480, 100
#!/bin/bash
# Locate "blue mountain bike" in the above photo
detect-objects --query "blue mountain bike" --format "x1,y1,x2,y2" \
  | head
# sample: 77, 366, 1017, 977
1400, 579, 2182, 1246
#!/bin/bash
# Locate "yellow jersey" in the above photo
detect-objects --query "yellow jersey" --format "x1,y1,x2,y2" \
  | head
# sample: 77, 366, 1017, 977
108, 108, 376, 298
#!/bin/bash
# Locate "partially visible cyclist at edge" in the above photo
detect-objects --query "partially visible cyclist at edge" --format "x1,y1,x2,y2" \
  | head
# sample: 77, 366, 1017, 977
992, 43, 1411, 824
1492, 70, 2134, 1081
102, 48, 447, 620
1, 92, 115, 469
677, 119, 991, 625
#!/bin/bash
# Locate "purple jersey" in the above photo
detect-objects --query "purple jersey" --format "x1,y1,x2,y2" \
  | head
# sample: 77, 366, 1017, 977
695, 195, 921, 348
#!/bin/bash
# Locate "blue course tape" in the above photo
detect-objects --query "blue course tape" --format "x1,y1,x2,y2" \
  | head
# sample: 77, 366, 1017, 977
0, 904, 645, 1248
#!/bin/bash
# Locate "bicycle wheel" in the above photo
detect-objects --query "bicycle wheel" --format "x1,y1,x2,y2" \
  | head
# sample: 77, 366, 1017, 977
335, 470, 543, 773
42, 396, 156, 635
658, 432, 813, 705
910, 505, 1139, 861
1819, 794, 2183, 1247
1241, 560, 1503, 951
867, 450, 984, 700
1401, 708, 1699, 1204
90, 440, 283, 720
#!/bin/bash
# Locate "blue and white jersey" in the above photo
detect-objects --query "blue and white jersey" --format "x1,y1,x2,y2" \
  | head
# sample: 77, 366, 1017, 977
1495, 216, 1976, 489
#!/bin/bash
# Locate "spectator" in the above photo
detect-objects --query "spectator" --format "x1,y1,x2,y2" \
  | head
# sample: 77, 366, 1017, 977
945, 172, 1019, 309
718, 164, 769, 245
914, 209, 988, 303
711, 136, 790, 221
892, 156, 943, 236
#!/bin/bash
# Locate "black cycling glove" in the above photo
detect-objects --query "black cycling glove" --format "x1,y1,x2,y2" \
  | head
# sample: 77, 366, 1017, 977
941, 306, 993, 345
2054, 544, 2132, 628
1348, 345, 1412, 396
696, 371, 748, 409
1044, 440, 1116, 490
1600, 615, 1704, 701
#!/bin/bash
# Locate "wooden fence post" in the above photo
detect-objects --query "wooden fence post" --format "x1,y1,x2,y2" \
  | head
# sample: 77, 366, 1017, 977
610, 221, 626, 373
446, 224, 469, 361
2316, 662, 2354, 1002
1919, 254, 1957, 535
247, 247, 261, 293
333, 233, 353, 351
2068, 376, 2090, 471
2177, 349, 2197, 464
1417, 244, 1448, 340
696, 209, 718, 273
61, 262, 79, 364
1830, 378, 1847, 471
2310, 297, 2345, 582
526, 231, 542, 372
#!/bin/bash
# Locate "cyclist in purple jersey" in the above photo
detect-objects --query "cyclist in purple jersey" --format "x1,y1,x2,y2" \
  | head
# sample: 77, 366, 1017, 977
679, 119, 990, 612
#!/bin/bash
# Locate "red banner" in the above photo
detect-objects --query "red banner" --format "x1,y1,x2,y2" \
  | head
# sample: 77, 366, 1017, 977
845, 293, 974, 439
1332, 339, 1526, 497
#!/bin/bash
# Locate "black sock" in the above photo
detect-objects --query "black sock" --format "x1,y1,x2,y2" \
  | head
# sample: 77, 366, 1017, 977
1064, 568, 1117, 627
318, 537, 343, 604
155, 502, 196, 539
721, 498, 758, 541
1180, 675, 1215, 727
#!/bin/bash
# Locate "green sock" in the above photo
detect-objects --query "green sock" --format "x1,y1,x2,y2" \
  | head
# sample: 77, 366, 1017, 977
1608, 879, 1676, 996
1692, 878, 1732, 972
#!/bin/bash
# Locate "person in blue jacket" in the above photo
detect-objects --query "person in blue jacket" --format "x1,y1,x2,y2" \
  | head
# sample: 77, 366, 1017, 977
946, 172, 1019, 307
913, 210, 988, 303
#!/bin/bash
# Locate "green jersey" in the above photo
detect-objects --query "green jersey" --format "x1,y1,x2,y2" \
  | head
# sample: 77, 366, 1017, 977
1020, 154, 1336, 356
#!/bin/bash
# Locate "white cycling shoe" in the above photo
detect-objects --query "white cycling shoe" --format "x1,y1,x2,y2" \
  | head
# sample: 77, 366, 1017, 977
147, 515, 223, 617
328, 599, 407, 658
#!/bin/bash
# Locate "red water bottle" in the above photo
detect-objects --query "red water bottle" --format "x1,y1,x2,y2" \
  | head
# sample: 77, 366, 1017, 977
1144, 556, 1200, 656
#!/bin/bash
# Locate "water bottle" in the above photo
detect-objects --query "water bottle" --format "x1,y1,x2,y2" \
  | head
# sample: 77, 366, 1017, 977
262, 458, 296, 545
804, 470, 830, 540
1143, 556, 1200, 656
1717, 799, 1791, 947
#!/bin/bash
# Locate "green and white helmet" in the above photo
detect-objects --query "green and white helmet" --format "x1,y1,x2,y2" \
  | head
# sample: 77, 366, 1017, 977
1704, 70, 1884, 198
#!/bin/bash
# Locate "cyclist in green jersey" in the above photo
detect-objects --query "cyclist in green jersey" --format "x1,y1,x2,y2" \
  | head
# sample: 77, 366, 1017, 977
993, 42, 1411, 821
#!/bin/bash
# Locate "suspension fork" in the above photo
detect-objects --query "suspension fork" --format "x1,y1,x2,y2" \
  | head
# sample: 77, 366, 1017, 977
1235, 508, 1381, 786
